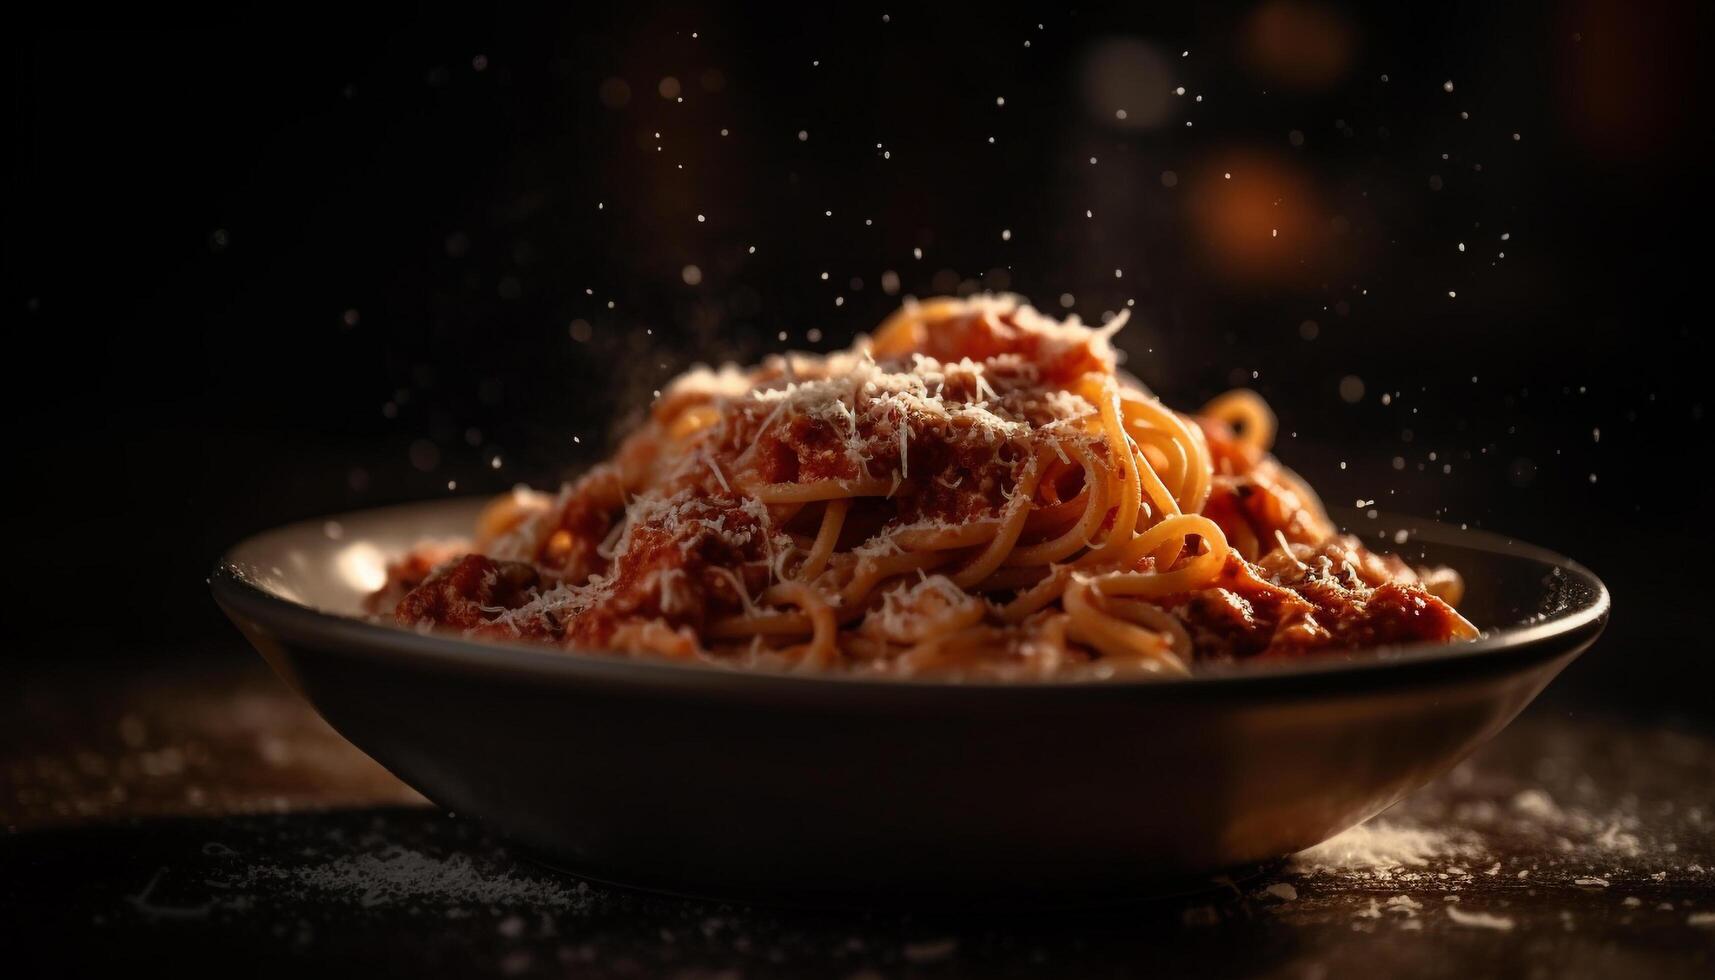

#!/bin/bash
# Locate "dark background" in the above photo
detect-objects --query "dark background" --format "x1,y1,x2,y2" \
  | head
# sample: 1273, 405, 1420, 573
5, 3, 1706, 716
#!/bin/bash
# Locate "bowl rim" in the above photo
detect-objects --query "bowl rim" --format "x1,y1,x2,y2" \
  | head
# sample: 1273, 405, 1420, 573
210, 498, 1609, 700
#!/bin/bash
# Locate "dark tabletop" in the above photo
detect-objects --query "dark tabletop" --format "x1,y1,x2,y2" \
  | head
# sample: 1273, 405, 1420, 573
3, 661, 1711, 979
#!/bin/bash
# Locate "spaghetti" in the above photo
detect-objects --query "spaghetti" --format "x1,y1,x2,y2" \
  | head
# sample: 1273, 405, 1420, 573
378, 295, 1475, 679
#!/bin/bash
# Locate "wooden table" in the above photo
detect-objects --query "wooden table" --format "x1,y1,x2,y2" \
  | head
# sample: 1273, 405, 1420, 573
4, 661, 1712, 978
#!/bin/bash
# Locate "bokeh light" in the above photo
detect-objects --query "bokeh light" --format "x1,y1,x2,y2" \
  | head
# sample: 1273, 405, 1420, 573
1078, 38, 1174, 130
1240, 0, 1356, 92
1187, 152, 1321, 280
1558, 0, 1695, 163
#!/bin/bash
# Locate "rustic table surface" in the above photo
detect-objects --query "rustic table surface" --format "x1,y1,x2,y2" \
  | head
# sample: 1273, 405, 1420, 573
3, 661, 1711, 978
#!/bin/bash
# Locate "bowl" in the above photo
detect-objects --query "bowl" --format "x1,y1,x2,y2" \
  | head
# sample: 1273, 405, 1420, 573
211, 497, 1607, 904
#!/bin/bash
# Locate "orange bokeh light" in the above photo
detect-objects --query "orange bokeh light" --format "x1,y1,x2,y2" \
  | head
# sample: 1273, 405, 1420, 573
1559, 0, 1694, 163
1240, 0, 1357, 92
1187, 153, 1321, 282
